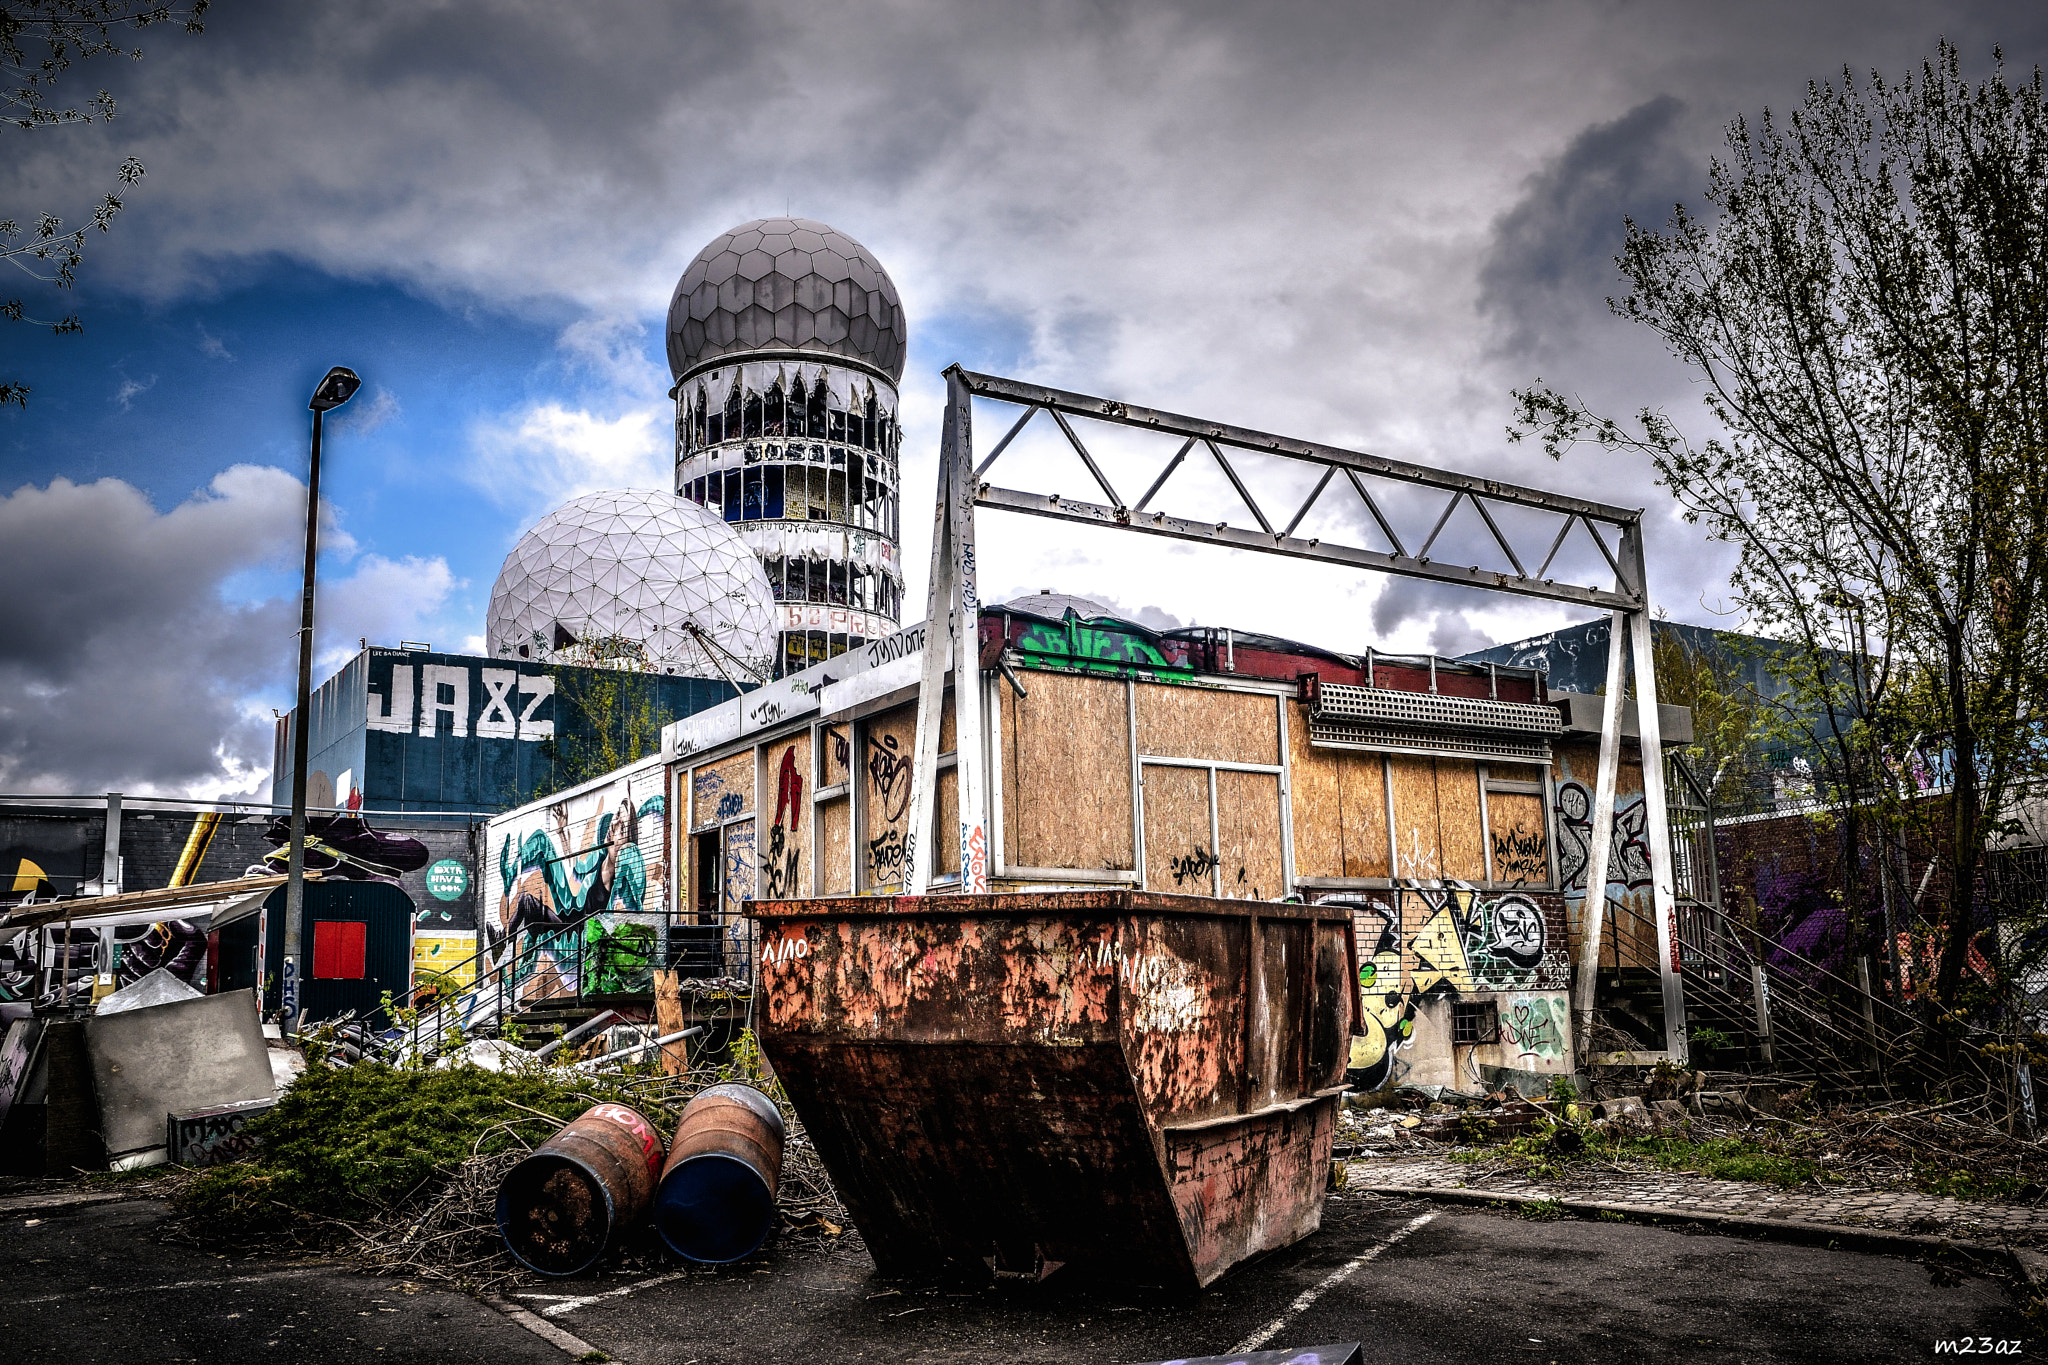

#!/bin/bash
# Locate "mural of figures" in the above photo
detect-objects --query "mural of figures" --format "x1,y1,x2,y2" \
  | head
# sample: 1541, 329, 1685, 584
487, 762, 668, 1002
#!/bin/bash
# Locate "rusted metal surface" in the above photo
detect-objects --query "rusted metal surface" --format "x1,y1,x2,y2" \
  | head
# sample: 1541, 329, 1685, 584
748, 889, 1355, 1288
496, 1102, 666, 1277
654, 1082, 786, 1263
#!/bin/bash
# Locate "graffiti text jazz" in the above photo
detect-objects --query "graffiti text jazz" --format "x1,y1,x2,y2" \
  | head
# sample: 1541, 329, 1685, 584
369, 663, 555, 742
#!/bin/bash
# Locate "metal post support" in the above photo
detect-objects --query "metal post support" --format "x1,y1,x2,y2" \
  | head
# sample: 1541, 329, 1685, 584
905, 381, 962, 895
1750, 960, 1775, 1064
1571, 611, 1630, 1058
100, 792, 122, 897
1624, 529, 1688, 1062
943, 369, 990, 893
282, 404, 326, 1024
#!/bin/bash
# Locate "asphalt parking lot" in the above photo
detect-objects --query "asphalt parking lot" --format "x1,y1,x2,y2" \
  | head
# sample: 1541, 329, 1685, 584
7, 1192, 2032, 1364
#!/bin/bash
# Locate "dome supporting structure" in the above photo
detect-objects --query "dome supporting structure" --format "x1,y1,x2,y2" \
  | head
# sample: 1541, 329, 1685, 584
668, 219, 906, 676
901, 365, 1688, 1068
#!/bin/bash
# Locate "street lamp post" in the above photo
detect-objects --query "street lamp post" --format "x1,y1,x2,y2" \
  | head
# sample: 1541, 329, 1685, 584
281, 365, 362, 1024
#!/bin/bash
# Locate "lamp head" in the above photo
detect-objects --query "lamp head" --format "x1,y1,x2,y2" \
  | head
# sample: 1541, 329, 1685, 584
309, 366, 362, 413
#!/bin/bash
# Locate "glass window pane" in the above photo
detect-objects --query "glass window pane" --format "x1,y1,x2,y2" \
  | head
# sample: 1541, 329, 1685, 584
766, 382, 784, 437
743, 468, 763, 519
764, 465, 785, 519
722, 471, 742, 522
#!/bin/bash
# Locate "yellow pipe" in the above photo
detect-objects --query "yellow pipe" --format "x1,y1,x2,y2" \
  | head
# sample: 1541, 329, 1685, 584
169, 811, 224, 889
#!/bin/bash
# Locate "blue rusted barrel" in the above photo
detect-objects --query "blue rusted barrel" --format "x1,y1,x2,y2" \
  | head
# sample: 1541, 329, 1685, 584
497, 1102, 666, 1276
652, 1083, 786, 1263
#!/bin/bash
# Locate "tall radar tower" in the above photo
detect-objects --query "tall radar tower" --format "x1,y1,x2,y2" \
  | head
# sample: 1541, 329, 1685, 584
666, 218, 906, 676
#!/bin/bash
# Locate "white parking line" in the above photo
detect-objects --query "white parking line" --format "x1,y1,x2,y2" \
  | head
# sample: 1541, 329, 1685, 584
520, 1269, 693, 1318
1232, 1211, 1437, 1354
482, 1293, 620, 1362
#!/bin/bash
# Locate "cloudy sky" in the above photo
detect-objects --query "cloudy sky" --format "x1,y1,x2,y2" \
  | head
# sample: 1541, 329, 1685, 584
2, 0, 2040, 798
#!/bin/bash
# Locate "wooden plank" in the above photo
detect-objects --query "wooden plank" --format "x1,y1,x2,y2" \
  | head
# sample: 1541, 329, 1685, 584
720, 818, 755, 968
1285, 702, 1343, 880
820, 722, 854, 788
1340, 751, 1391, 879
1215, 769, 1283, 901
692, 753, 753, 828
1135, 683, 1278, 764
1386, 755, 1442, 882
759, 732, 812, 900
1002, 670, 1135, 870
653, 969, 689, 1076
938, 766, 960, 876
1140, 764, 1214, 894
819, 797, 851, 895
863, 702, 917, 891
1434, 758, 1487, 882
1487, 791, 1549, 887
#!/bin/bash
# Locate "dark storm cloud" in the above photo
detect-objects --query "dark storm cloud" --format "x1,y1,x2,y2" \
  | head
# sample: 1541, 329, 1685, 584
0, 470, 457, 794
9, 0, 2048, 797
0, 469, 300, 793
1478, 94, 1700, 359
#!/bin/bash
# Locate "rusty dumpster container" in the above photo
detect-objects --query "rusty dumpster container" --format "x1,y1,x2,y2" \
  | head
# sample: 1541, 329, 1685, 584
747, 890, 1359, 1289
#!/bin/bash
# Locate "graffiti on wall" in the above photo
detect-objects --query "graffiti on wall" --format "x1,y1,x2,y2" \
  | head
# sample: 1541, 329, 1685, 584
1344, 879, 1569, 1087
1553, 780, 1652, 895
761, 747, 804, 899
1500, 994, 1567, 1063
490, 766, 667, 998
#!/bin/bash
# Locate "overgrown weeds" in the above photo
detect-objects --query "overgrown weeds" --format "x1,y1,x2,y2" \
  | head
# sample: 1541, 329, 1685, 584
1450, 1119, 1828, 1188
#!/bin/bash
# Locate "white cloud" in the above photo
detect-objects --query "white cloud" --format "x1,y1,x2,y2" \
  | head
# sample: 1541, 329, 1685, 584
333, 385, 399, 436
112, 373, 156, 410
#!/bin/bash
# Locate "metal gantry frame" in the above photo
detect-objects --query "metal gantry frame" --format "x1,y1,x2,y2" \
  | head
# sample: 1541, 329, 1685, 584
903, 366, 1686, 1060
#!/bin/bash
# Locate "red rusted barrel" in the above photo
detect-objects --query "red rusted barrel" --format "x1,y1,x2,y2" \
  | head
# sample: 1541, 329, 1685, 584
496, 1102, 666, 1276
652, 1083, 786, 1263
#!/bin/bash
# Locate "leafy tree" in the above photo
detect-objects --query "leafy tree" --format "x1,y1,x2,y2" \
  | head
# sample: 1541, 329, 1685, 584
1511, 43, 2048, 1011
536, 656, 666, 797
2, 1, 207, 406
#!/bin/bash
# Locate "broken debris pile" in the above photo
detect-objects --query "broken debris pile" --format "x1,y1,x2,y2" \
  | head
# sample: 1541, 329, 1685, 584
167, 1042, 848, 1291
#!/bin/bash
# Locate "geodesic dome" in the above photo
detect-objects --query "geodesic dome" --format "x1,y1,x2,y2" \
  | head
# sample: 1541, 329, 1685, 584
666, 217, 906, 383
486, 490, 778, 679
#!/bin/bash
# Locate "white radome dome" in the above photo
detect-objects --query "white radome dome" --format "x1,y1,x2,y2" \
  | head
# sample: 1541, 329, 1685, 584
486, 489, 777, 678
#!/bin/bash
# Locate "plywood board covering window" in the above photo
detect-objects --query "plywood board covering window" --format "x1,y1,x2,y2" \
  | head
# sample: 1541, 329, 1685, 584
692, 753, 754, 829
1000, 670, 1135, 871
820, 722, 853, 789
1387, 755, 1442, 882
1135, 683, 1277, 764
1434, 759, 1487, 882
862, 702, 916, 891
1215, 770, 1283, 900
1141, 764, 1213, 894
1286, 703, 1390, 879
1486, 790, 1548, 887
819, 797, 851, 895
759, 733, 811, 899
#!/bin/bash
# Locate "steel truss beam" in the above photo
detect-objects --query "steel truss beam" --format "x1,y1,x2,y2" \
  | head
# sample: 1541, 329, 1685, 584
905, 365, 1684, 1061
956, 369, 1644, 612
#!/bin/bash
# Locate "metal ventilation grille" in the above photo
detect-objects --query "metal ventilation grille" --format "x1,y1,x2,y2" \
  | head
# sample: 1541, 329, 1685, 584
1307, 719, 1553, 764
1310, 682, 1563, 736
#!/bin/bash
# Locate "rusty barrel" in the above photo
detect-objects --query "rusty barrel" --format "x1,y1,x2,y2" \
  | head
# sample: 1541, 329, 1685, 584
652, 1082, 786, 1263
496, 1102, 665, 1276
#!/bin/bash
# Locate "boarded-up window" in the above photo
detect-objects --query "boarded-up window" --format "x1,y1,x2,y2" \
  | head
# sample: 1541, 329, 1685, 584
692, 753, 753, 830
862, 703, 916, 890
819, 723, 854, 789
1215, 770, 1283, 900
1287, 703, 1389, 879
759, 733, 811, 899
1136, 684, 1277, 765
1387, 755, 1442, 881
1000, 671, 1134, 871
1387, 757, 1486, 882
1435, 759, 1486, 882
1141, 765, 1214, 894
1486, 789, 1549, 886
818, 796, 851, 895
